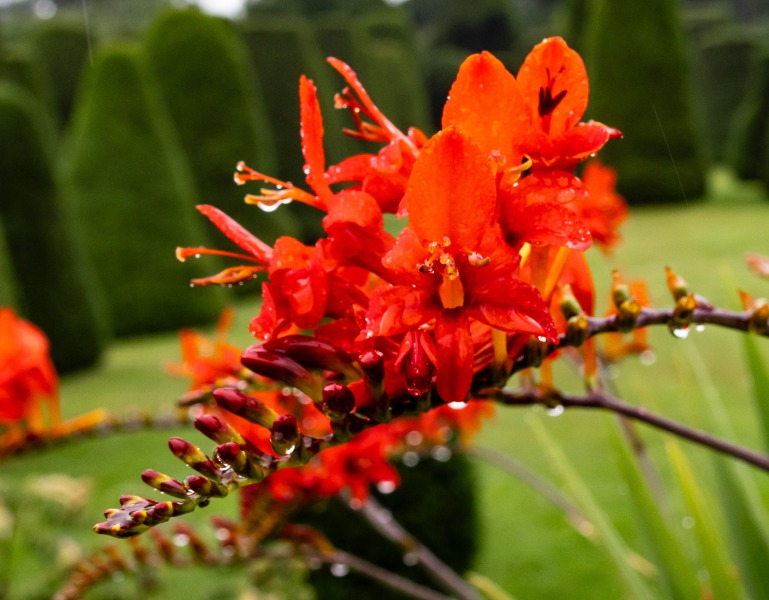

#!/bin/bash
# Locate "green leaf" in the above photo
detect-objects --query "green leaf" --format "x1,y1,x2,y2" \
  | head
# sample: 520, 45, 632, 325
666, 440, 743, 600
743, 335, 769, 453
682, 342, 769, 597
526, 414, 657, 600
610, 421, 701, 599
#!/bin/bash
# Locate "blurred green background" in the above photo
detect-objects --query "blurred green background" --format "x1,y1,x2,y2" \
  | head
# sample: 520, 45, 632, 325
3, 0, 769, 598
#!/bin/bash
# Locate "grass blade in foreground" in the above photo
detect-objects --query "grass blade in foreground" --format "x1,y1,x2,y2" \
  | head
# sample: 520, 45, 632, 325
525, 413, 656, 600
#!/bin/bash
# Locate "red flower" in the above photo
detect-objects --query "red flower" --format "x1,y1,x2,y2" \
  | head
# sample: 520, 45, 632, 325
0, 308, 59, 430
368, 128, 556, 403
578, 160, 628, 252
515, 37, 621, 170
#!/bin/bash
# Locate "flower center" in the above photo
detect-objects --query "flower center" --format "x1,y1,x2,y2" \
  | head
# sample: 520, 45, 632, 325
417, 237, 490, 310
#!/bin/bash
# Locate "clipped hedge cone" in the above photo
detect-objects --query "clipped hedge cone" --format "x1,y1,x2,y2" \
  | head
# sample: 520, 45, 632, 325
61, 45, 227, 337
31, 21, 92, 130
583, 0, 707, 204
729, 49, 769, 181
0, 83, 105, 372
143, 8, 300, 258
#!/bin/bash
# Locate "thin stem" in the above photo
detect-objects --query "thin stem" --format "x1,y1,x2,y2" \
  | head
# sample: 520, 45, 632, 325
304, 548, 451, 600
357, 496, 484, 600
510, 306, 762, 375
482, 388, 769, 474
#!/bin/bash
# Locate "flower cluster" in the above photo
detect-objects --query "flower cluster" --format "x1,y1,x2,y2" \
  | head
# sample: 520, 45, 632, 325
96, 37, 627, 538
0, 307, 60, 447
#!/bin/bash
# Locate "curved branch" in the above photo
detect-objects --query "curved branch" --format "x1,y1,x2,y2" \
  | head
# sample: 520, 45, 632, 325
480, 387, 769, 473
511, 307, 762, 375
357, 495, 484, 600
304, 548, 451, 600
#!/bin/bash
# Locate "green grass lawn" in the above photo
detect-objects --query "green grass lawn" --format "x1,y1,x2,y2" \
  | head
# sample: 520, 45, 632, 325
2, 170, 769, 599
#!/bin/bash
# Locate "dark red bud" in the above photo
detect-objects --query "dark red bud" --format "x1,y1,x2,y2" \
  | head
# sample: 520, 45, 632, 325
359, 350, 384, 383
141, 470, 188, 499
322, 383, 356, 419
213, 387, 278, 428
167, 437, 221, 479
194, 414, 246, 445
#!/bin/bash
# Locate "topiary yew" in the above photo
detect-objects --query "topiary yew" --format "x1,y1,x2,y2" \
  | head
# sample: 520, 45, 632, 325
143, 8, 300, 255
61, 45, 227, 337
0, 82, 105, 372
583, 0, 707, 204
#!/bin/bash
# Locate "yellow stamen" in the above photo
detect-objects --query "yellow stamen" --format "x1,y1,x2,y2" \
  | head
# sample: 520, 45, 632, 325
519, 243, 531, 268
439, 275, 465, 309
543, 246, 572, 302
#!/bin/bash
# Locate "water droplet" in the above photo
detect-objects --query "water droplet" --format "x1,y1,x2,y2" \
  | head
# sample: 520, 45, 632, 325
302, 165, 311, 175
448, 401, 467, 410
430, 446, 452, 462
671, 327, 689, 339
537, 336, 548, 343
377, 481, 397, 494
639, 350, 656, 366
215, 528, 230, 541
405, 431, 423, 446
402, 451, 420, 467
173, 533, 190, 547
330, 563, 350, 577
546, 404, 564, 417
695, 324, 705, 332
403, 552, 419, 566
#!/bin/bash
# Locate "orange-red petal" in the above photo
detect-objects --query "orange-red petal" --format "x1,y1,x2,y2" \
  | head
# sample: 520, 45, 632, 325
442, 51, 527, 161
403, 127, 496, 250
517, 36, 589, 134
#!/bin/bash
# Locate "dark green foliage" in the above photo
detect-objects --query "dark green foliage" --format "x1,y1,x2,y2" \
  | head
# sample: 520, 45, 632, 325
430, 0, 521, 55
61, 45, 228, 337
554, 0, 590, 52
422, 45, 468, 132
31, 20, 92, 130
694, 26, 756, 161
583, 0, 707, 204
0, 46, 53, 110
0, 83, 105, 372
356, 9, 433, 135
143, 8, 300, 258
0, 218, 19, 309
297, 453, 479, 600
247, 0, 385, 16
728, 49, 769, 181
241, 15, 356, 242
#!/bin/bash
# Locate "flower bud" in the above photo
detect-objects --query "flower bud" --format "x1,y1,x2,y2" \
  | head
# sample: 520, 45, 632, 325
185, 475, 228, 498
140, 470, 188, 499
359, 350, 384, 384
213, 387, 278, 429
263, 335, 360, 380
168, 437, 221, 479
322, 383, 356, 420
241, 345, 320, 399
665, 266, 688, 301
194, 414, 246, 445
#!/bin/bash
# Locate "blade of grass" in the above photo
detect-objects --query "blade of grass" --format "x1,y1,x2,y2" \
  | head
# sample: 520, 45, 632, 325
743, 335, 769, 452
666, 440, 743, 600
609, 420, 701, 599
525, 413, 657, 600
683, 341, 769, 598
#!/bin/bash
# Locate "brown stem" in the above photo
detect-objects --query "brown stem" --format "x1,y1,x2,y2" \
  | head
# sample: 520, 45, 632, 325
357, 495, 484, 600
482, 388, 769, 474
511, 307, 761, 375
